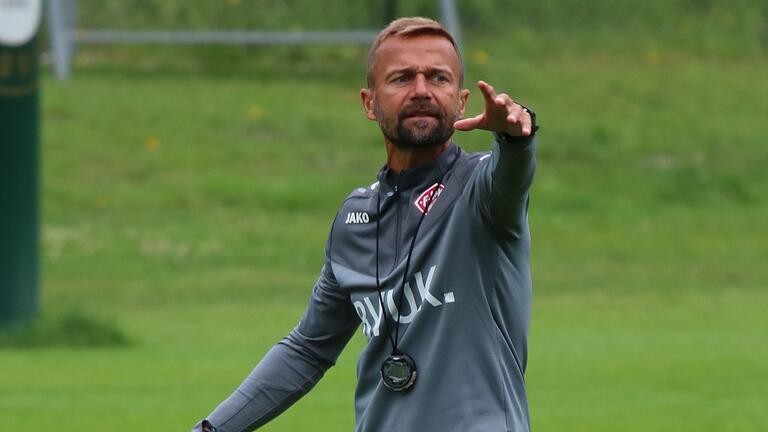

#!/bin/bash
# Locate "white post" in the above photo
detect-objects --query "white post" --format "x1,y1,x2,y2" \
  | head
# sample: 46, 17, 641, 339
439, 0, 463, 53
48, 0, 73, 80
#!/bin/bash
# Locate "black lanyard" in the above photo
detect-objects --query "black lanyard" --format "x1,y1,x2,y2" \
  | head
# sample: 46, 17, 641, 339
373, 147, 460, 355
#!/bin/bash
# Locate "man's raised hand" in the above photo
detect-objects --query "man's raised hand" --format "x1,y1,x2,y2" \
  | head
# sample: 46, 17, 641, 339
453, 81, 533, 137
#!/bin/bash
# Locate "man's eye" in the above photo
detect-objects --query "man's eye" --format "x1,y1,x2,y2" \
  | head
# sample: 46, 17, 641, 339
394, 75, 410, 83
432, 75, 449, 83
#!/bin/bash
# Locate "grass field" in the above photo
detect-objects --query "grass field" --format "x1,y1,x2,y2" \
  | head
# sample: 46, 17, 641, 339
2, 3, 768, 430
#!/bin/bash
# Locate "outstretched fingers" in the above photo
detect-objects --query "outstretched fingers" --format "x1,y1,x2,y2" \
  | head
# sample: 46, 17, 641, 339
455, 80, 532, 135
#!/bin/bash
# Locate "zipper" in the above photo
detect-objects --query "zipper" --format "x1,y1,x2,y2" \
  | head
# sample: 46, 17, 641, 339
392, 183, 401, 271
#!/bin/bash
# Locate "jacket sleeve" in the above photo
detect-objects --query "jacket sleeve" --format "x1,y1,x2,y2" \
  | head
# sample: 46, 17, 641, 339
469, 132, 536, 240
192, 247, 360, 432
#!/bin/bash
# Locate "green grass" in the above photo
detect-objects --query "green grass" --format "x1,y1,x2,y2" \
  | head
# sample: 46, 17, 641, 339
2, 7, 768, 430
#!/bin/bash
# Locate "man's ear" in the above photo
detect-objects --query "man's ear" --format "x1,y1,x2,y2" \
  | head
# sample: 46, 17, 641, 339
459, 88, 470, 117
360, 88, 377, 121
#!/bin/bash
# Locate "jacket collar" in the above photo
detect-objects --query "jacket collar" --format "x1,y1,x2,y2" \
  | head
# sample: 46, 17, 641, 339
378, 143, 460, 192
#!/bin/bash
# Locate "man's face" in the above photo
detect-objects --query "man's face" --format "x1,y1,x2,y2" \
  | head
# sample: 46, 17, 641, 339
361, 34, 469, 149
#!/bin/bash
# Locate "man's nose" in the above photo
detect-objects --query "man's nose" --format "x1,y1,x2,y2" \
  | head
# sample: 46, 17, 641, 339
411, 74, 431, 99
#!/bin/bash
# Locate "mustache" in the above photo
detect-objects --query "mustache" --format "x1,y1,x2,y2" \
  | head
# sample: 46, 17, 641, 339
398, 102, 443, 120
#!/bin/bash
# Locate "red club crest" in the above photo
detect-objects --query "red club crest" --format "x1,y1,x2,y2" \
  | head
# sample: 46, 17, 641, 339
414, 183, 445, 214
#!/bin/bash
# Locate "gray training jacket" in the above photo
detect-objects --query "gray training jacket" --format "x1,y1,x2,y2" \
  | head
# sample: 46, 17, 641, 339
193, 132, 536, 432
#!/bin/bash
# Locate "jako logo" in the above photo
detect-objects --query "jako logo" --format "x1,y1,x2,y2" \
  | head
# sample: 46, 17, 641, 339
414, 183, 445, 214
345, 212, 370, 224
353, 265, 455, 339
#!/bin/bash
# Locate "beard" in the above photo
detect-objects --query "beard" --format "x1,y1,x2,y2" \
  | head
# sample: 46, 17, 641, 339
375, 99, 460, 150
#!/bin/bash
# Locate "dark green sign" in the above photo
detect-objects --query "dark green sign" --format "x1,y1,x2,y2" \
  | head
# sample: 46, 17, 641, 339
1, 1, 42, 326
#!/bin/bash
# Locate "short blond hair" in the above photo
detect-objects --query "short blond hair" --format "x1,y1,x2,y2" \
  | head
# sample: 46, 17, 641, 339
366, 17, 463, 88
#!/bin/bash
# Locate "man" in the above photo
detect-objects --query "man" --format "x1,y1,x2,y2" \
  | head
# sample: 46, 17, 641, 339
193, 16, 537, 432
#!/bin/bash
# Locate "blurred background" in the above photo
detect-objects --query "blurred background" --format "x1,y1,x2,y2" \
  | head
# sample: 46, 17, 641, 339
1, 0, 767, 430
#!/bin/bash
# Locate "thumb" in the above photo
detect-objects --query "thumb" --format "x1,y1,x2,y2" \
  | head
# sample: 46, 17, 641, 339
453, 114, 484, 131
